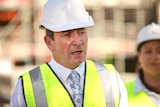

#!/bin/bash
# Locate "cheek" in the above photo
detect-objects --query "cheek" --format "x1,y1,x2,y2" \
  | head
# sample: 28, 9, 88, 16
57, 41, 69, 53
139, 55, 150, 68
83, 36, 88, 46
138, 53, 146, 63
85, 36, 88, 41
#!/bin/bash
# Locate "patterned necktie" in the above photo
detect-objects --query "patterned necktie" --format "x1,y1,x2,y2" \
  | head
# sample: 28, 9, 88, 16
69, 71, 82, 107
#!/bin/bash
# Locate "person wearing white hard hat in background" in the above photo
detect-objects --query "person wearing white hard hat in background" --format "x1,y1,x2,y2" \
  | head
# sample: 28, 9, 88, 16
125, 22, 160, 107
9, 0, 128, 107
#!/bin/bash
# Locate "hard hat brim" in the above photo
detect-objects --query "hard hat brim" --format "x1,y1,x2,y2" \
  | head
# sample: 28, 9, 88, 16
39, 16, 94, 32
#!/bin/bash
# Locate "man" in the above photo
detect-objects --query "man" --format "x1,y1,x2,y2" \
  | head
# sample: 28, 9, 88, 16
10, 0, 128, 107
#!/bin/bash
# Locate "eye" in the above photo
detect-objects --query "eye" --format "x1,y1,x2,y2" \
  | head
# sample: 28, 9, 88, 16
80, 31, 86, 34
157, 49, 160, 54
63, 32, 71, 37
78, 29, 87, 35
144, 49, 152, 54
145, 50, 152, 54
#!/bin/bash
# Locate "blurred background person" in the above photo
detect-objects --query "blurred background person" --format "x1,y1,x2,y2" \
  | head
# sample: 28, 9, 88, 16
125, 22, 160, 107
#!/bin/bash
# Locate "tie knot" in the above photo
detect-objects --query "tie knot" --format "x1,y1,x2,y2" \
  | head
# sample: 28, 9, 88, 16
69, 71, 80, 83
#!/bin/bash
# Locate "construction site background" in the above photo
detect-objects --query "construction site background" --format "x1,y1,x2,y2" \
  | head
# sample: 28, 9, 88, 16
1, 0, 160, 106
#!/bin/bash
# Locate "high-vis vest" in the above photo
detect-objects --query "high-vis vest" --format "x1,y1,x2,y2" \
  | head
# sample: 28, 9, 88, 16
20, 60, 120, 107
125, 80, 156, 107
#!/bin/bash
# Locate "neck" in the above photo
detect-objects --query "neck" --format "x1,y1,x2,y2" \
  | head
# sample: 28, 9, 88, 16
143, 75, 160, 94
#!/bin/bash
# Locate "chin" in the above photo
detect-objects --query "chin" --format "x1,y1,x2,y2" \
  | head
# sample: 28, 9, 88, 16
74, 59, 84, 64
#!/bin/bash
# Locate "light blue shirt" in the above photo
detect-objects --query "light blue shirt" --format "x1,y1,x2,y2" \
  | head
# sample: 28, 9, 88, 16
10, 58, 128, 107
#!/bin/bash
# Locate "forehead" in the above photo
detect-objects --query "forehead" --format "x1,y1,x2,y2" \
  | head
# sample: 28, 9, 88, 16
138, 40, 160, 51
144, 40, 160, 45
142, 40, 160, 48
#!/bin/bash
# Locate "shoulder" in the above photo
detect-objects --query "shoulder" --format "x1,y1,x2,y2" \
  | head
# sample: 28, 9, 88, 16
86, 59, 116, 72
125, 80, 135, 86
103, 64, 116, 73
19, 64, 47, 80
125, 80, 135, 91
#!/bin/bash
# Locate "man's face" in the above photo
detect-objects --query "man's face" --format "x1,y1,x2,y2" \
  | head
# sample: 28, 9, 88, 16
45, 28, 88, 69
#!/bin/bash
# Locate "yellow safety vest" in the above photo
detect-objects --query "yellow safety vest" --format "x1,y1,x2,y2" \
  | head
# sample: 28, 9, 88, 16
125, 80, 156, 107
20, 60, 120, 107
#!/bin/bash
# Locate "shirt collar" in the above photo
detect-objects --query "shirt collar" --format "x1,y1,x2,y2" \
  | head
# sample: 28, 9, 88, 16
48, 58, 85, 81
135, 76, 149, 93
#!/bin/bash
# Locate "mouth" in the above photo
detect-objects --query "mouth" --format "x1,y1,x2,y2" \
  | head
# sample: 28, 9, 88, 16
149, 63, 160, 67
71, 50, 83, 55
150, 62, 159, 65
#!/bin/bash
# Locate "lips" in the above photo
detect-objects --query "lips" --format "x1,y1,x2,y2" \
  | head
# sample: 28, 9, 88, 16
72, 50, 83, 55
150, 62, 159, 65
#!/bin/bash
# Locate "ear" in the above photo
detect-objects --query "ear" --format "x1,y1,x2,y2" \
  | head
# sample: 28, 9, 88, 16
44, 36, 54, 51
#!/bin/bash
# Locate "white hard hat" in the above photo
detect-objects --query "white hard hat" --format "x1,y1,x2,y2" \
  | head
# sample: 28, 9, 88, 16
137, 22, 160, 50
40, 0, 94, 32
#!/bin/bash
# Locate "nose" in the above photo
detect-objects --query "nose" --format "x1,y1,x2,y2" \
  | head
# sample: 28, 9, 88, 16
151, 52, 159, 61
72, 31, 82, 45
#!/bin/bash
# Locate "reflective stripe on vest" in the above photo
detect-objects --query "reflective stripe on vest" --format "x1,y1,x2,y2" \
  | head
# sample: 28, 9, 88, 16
125, 81, 156, 107
104, 64, 120, 107
21, 60, 119, 107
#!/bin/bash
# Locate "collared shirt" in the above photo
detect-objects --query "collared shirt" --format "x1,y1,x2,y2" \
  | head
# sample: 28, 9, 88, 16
48, 58, 85, 97
10, 58, 128, 107
135, 76, 160, 107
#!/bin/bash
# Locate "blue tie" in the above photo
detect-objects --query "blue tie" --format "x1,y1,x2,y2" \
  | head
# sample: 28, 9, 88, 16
69, 71, 82, 107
